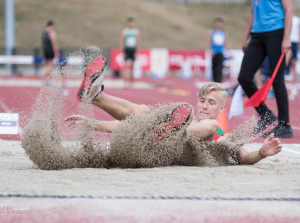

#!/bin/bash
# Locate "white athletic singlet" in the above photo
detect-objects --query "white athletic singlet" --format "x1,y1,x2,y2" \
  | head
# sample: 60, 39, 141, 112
123, 28, 139, 49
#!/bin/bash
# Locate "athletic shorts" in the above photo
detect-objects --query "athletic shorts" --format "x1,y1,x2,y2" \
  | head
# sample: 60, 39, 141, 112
291, 42, 298, 60
124, 48, 136, 61
43, 49, 55, 60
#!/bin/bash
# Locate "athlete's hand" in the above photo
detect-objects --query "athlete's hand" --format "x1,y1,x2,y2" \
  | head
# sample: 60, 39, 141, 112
216, 133, 231, 142
260, 133, 282, 157
242, 39, 248, 53
281, 38, 291, 54
64, 115, 88, 128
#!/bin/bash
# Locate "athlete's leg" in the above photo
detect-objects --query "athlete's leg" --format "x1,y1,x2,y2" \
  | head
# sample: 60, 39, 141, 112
213, 53, 223, 83
123, 60, 129, 87
266, 30, 289, 125
92, 92, 150, 120
289, 58, 298, 100
76, 56, 149, 120
123, 50, 130, 88
292, 58, 298, 83
291, 42, 299, 85
238, 34, 269, 117
44, 59, 54, 79
129, 54, 136, 87
43, 59, 54, 85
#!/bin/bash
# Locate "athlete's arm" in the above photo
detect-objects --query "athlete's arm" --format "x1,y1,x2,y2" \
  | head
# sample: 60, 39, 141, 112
186, 119, 219, 141
237, 133, 282, 165
137, 30, 141, 51
64, 115, 120, 133
281, 0, 293, 53
94, 120, 120, 133
207, 30, 212, 54
49, 31, 60, 58
225, 32, 230, 51
134, 30, 141, 60
242, 2, 254, 53
120, 31, 125, 57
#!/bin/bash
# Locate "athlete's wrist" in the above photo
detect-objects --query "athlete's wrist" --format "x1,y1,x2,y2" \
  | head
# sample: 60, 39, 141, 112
259, 148, 267, 159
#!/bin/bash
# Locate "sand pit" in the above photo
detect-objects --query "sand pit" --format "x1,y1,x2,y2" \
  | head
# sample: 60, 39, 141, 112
1, 139, 299, 198
2, 46, 299, 200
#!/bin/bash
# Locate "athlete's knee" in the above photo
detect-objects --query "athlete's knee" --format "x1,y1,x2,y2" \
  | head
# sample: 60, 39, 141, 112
237, 74, 245, 85
238, 74, 251, 87
135, 104, 150, 115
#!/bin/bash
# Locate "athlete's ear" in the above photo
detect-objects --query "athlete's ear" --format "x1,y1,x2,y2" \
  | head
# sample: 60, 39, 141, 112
220, 104, 225, 113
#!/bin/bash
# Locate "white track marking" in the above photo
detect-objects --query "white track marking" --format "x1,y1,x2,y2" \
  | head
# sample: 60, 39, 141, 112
282, 147, 300, 155
291, 125, 300, 131
0, 98, 23, 135
0, 98, 11, 112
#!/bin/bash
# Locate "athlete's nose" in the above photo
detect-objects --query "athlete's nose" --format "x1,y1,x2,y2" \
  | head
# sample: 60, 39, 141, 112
202, 101, 209, 109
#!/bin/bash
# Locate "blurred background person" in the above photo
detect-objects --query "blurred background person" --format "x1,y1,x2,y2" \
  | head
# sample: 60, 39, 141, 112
238, 0, 293, 138
120, 17, 141, 89
207, 17, 230, 83
42, 20, 60, 86
286, 15, 300, 100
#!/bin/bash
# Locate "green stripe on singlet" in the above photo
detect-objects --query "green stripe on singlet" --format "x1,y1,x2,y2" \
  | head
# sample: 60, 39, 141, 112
216, 128, 225, 136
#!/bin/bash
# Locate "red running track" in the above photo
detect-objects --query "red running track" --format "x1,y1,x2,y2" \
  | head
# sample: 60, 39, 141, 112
0, 196, 300, 223
0, 76, 299, 222
0, 76, 299, 143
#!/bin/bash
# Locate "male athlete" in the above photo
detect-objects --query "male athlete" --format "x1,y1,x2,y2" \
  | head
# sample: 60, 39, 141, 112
66, 57, 282, 165
120, 17, 141, 88
42, 20, 60, 85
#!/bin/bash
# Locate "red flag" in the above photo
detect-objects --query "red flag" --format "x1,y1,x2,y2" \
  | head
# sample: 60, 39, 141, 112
244, 53, 285, 107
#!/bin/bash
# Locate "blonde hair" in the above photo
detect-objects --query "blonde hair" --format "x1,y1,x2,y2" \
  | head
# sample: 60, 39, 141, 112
198, 82, 228, 105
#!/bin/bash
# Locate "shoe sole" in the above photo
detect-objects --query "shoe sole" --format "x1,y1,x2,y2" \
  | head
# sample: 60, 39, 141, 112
76, 57, 107, 102
152, 103, 193, 141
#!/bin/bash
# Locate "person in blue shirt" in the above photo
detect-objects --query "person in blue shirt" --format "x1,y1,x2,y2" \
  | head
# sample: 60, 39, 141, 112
207, 18, 230, 83
238, 0, 294, 138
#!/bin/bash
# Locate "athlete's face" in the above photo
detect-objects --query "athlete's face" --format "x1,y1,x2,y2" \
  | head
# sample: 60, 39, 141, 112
128, 21, 134, 29
215, 21, 223, 30
196, 90, 224, 120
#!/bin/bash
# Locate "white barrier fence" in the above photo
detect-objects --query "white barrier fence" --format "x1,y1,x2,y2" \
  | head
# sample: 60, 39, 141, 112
1, 50, 300, 78
0, 55, 83, 65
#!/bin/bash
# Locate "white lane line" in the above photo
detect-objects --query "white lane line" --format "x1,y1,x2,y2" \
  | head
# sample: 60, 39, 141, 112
0, 98, 11, 112
291, 125, 300, 131
282, 147, 300, 155
0, 98, 23, 135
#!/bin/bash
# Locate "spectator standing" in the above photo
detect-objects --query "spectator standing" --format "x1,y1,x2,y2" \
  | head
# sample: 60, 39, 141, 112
287, 15, 300, 99
207, 18, 230, 83
289, 15, 300, 83
238, 0, 293, 138
42, 21, 60, 85
120, 18, 141, 88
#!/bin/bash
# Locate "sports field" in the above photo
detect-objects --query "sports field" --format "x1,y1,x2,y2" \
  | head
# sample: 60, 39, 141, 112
0, 75, 299, 222
1, 0, 300, 221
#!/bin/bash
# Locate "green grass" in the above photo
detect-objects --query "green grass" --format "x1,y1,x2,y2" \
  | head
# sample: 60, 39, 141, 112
0, 0, 299, 52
